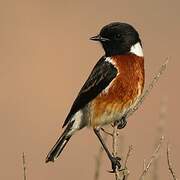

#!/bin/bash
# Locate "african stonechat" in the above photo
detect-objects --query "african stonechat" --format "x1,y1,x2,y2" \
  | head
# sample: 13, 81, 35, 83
46, 22, 145, 172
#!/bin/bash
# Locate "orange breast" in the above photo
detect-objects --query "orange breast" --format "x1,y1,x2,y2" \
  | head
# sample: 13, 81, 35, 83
90, 54, 144, 128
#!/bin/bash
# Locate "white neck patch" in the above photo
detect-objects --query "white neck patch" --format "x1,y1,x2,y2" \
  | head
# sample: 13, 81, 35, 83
130, 42, 143, 57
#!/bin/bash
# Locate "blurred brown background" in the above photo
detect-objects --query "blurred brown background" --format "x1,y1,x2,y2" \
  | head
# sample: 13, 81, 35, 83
0, 0, 179, 179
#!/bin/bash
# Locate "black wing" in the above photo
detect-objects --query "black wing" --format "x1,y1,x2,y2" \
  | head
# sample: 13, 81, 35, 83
62, 56, 118, 128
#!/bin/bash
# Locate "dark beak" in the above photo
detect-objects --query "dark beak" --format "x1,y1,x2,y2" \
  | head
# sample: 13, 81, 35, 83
90, 35, 110, 42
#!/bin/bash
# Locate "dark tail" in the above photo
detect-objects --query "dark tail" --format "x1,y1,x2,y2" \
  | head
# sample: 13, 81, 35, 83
45, 122, 73, 163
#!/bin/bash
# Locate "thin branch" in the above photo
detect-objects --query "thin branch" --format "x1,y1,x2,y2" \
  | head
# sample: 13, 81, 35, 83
124, 145, 133, 169
121, 145, 133, 180
101, 128, 113, 137
152, 98, 167, 180
167, 144, 178, 180
112, 124, 121, 180
139, 136, 164, 180
143, 159, 146, 172
22, 152, 27, 180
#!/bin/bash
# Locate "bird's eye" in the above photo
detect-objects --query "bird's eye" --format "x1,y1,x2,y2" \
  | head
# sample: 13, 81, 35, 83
115, 34, 121, 39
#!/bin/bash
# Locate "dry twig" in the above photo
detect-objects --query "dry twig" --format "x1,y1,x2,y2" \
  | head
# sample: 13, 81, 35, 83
101, 128, 113, 137
167, 144, 178, 180
139, 136, 164, 180
112, 128, 133, 180
22, 152, 27, 180
124, 145, 133, 169
152, 98, 167, 180
112, 124, 121, 180
121, 145, 133, 180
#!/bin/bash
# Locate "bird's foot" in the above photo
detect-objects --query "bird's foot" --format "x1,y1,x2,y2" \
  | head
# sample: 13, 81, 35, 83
116, 116, 127, 129
109, 156, 121, 173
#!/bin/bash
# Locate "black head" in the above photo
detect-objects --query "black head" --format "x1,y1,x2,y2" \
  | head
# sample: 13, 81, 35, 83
90, 22, 141, 56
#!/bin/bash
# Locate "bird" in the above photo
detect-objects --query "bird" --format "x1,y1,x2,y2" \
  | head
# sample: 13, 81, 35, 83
45, 22, 145, 172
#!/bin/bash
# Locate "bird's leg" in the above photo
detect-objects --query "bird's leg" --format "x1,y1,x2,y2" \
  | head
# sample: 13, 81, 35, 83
94, 128, 121, 172
116, 116, 127, 129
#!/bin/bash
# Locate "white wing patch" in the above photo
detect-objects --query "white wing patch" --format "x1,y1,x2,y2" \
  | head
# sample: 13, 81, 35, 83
130, 42, 143, 57
105, 57, 116, 65
105, 57, 119, 74
103, 57, 119, 94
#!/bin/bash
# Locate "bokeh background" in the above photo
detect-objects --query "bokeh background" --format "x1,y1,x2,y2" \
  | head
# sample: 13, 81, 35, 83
0, 0, 179, 179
